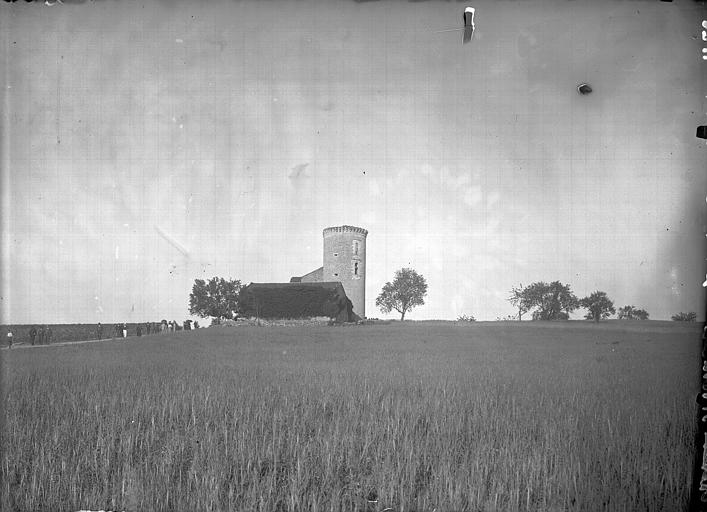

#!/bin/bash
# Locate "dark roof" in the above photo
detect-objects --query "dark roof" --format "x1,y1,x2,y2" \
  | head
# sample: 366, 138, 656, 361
239, 282, 357, 322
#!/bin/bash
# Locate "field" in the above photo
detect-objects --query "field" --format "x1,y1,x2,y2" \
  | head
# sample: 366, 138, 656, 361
0, 321, 701, 511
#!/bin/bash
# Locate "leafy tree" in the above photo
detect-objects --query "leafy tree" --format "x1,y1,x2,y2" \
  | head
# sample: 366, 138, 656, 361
507, 284, 531, 321
521, 281, 579, 320
188, 277, 242, 321
617, 305, 649, 320
671, 312, 697, 322
376, 268, 428, 321
580, 291, 616, 322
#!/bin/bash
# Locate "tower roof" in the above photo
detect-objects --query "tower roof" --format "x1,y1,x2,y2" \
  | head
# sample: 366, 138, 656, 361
323, 225, 368, 237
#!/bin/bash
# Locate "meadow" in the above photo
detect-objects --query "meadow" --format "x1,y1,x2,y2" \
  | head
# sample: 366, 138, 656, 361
0, 321, 701, 511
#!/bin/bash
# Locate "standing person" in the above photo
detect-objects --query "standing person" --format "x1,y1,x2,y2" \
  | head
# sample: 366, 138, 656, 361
136, 325, 142, 337
37, 326, 45, 345
146, 322, 151, 335
122, 323, 128, 339
29, 326, 37, 345
45, 326, 52, 345
113, 323, 120, 340
97, 322, 103, 340
7, 330, 13, 348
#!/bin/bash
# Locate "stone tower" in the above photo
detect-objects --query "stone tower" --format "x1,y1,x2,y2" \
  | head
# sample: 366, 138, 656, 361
322, 225, 368, 318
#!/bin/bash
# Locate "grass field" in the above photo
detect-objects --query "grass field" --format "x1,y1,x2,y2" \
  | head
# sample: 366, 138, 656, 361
0, 321, 701, 511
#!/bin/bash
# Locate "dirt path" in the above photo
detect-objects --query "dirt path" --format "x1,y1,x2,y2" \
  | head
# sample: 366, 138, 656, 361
1, 336, 148, 350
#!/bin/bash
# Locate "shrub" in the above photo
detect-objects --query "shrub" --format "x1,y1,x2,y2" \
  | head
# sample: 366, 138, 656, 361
671, 312, 697, 322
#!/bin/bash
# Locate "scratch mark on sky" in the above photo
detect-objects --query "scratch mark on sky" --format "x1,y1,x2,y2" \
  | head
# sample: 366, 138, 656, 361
155, 225, 190, 257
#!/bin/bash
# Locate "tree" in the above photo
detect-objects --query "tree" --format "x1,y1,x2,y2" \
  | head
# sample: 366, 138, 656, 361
507, 283, 531, 321
671, 312, 697, 322
521, 281, 579, 320
376, 268, 428, 320
188, 277, 242, 321
617, 305, 649, 320
580, 291, 616, 322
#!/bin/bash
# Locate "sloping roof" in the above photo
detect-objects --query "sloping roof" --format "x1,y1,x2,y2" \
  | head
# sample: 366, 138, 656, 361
290, 266, 323, 283
239, 282, 357, 322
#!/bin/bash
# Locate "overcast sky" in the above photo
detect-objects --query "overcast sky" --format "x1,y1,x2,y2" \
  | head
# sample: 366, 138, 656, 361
1, 0, 705, 324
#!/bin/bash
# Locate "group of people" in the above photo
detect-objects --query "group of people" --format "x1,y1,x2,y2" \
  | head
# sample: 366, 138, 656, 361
161, 319, 199, 332
29, 325, 53, 345
4, 319, 203, 348
96, 320, 200, 340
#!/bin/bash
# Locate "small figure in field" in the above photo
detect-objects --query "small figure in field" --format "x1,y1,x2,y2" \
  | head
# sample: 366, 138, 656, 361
45, 326, 52, 344
37, 326, 45, 345
146, 322, 152, 335
136, 325, 142, 337
122, 323, 128, 339
194, 321, 199, 329
97, 322, 103, 340
7, 330, 13, 348
29, 326, 37, 345
114, 323, 121, 340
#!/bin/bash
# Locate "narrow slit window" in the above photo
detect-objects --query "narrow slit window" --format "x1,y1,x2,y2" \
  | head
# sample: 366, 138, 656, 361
353, 240, 359, 255
354, 262, 359, 276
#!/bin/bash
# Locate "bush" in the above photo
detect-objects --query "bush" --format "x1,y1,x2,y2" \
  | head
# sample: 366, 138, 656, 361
457, 315, 476, 322
671, 312, 697, 322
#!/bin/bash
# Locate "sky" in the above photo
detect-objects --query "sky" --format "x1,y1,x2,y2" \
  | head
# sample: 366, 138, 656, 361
1, 0, 706, 324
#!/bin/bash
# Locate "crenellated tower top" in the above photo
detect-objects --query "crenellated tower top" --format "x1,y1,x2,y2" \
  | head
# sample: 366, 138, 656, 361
323, 225, 369, 237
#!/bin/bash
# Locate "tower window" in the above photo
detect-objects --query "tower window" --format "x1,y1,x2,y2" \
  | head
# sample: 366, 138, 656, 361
333, 253, 338, 257
353, 240, 359, 255
354, 262, 359, 276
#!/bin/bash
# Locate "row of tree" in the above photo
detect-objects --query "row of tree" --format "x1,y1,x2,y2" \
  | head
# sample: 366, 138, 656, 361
507, 281, 634, 322
187, 274, 697, 323
507, 281, 698, 322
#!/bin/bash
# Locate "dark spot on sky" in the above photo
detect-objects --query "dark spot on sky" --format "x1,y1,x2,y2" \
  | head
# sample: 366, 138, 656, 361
289, 163, 309, 179
577, 83, 592, 95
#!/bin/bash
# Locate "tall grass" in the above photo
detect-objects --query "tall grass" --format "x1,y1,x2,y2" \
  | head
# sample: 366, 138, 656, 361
0, 322, 700, 511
